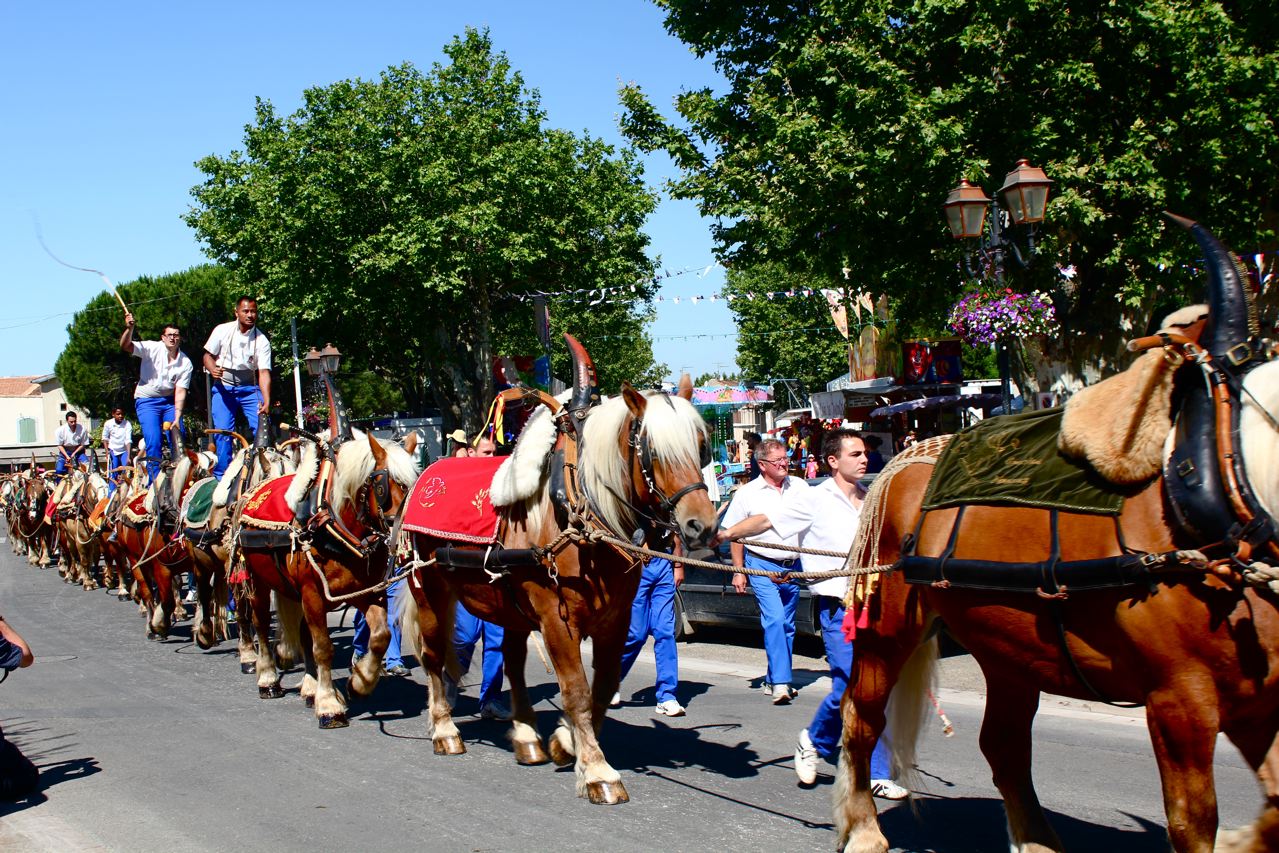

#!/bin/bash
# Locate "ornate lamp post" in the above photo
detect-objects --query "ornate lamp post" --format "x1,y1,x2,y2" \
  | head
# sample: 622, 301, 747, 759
943, 159, 1053, 414
303, 343, 349, 441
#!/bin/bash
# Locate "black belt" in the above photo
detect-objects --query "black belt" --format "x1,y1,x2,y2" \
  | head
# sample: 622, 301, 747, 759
751, 552, 797, 568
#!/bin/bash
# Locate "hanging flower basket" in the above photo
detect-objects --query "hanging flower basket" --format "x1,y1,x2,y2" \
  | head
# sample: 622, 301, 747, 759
948, 288, 1058, 346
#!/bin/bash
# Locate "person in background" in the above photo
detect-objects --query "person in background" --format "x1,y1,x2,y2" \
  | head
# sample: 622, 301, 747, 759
743, 432, 763, 480
472, 434, 497, 457
120, 314, 193, 484
101, 407, 133, 495
203, 296, 271, 480
718, 428, 908, 798
721, 437, 809, 705
447, 429, 471, 458
0, 612, 38, 800
351, 582, 409, 677
863, 434, 886, 474
611, 553, 685, 716
53, 411, 90, 482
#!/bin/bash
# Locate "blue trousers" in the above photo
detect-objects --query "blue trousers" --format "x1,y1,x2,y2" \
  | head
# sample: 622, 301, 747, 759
352, 579, 404, 668
454, 603, 504, 704
810, 598, 890, 777
135, 396, 179, 484
619, 557, 679, 703
107, 451, 128, 494
210, 383, 261, 479
54, 451, 89, 479
745, 552, 800, 686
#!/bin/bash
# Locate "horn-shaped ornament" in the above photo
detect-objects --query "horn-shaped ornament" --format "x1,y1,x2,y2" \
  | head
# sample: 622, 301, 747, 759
323, 372, 353, 445
1165, 212, 1259, 360
168, 420, 185, 457
564, 332, 599, 419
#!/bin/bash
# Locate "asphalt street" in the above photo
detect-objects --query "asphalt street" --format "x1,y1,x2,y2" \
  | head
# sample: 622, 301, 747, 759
0, 540, 1263, 853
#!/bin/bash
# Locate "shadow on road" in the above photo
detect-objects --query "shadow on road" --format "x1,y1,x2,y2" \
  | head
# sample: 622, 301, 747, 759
0, 756, 102, 818
878, 796, 1168, 852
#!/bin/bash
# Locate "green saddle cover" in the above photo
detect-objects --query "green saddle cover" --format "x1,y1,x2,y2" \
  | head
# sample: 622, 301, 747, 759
181, 477, 218, 528
921, 407, 1127, 516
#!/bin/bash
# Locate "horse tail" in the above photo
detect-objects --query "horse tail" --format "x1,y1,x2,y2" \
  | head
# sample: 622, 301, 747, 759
395, 581, 424, 668
274, 593, 306, 667
887, 632, 939, 797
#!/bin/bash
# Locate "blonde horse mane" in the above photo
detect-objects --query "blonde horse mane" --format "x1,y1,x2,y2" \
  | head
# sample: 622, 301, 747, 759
332, 429, 421, 514
577, 391, 708, 537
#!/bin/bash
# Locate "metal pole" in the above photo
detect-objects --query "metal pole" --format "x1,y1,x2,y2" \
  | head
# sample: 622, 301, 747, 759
291, 317, 304, 428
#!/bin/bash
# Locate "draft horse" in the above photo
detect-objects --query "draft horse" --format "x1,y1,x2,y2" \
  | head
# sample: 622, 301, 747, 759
401, 336, 719, 804
13, 470, 54, 567
835, 217, 1279, 853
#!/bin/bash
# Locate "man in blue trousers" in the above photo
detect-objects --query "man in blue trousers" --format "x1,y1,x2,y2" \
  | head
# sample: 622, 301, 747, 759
718, 428, 908, 798
202, 296, 272, 480
120, 314, 193, 484
352, 579, 408, 676
451, 603, 511, 720
721, 437, 808, 705
611, 555, 685, 716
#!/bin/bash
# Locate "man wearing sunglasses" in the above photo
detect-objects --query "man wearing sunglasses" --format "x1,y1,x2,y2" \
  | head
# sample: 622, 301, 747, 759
717, 428, 907, 798
120, 314, 193, 484
720, 437, 808, 706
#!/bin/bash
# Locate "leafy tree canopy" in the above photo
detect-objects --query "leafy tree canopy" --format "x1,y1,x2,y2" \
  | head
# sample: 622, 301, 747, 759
621, 0, 1279, 377
186, 28, 661, 432
54, 265, 234, 421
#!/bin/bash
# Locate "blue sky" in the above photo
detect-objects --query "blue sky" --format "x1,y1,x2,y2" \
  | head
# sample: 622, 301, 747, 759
0, 1, 737, 383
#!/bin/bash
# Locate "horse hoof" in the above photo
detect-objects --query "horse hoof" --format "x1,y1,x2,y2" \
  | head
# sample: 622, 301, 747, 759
513, 741, 550, 765
240, 662, 255, 674
146, 631, 160, 641
548, 738, 574, 768
259, 684, 285, 699
305, 695, 315, 708
317, 713, 348, 729
585, 780, 629, 805
433, 735, 466, 755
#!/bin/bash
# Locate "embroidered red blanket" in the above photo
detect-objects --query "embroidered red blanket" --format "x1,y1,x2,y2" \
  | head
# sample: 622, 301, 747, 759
241, 474, 297, 529
402, 457, 504, 544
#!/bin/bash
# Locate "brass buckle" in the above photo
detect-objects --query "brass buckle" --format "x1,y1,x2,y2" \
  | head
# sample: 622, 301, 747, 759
1162, 346, 1185, 368
1226, 341, 1253, 367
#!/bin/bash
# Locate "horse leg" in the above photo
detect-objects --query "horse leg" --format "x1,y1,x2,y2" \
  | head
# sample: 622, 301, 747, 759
299, 584, 346, 729
190, 556, 216, 649
403, 577, 463, 754
212, 569, 230, 644
1146, 687, 1221, 852
150, 561, 175, 638
348, 600, 389, 699
503, 628, 549, 765
298, 615, 318, 711
588, 616, 629, 735
235, 587, 258, 674
541, 620, 628, 805
1218, 726, 1279, 851
979, 675, 1064, 852
251, 590, 284, 698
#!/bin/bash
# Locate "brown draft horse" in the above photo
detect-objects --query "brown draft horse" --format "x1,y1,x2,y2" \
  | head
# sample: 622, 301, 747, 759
13, 471, 54, 567
400, 341, 719, 804
236, 428, 419, 727
50, 467, 109, 590
111, 429, 216, 640
835, 223, 1279, 853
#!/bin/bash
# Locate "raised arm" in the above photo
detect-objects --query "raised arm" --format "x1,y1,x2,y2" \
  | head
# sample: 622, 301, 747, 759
119, 311, 136, 354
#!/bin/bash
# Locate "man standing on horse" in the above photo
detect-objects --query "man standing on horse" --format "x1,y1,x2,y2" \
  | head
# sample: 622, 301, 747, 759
721, 436, 808, 705
202, 296, 272, 480
120, 314, 194, 484
718, 428, 908, 798
101, 407, 132, 495
52, 411, 90, 482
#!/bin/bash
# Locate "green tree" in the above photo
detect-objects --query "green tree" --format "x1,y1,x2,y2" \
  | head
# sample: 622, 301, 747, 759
620, 0, 1279, 380
55, 265, 234, 422
186, 28, 659, 434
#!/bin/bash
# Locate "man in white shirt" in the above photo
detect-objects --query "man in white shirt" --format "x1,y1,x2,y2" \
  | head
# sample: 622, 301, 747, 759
720, 437, 809, 705
100, 407, 133, 495
53, 411, 90, 481
718, 428, 907, 798
120, 313, 195, 484
202, 296, 272, 479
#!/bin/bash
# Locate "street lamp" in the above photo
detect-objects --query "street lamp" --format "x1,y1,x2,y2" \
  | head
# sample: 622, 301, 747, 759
944, 159, 1053, 415
303, 343, 342, 377
303, 343, 350, 442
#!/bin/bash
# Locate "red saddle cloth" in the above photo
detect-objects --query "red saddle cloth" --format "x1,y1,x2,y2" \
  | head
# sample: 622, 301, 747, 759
125, 492, 150, 519
240, 474, 297, 529
402, 457, 504, 544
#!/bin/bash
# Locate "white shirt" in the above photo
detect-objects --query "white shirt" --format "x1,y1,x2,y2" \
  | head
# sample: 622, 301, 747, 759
767, 477, 864, 599
132, 340, 194, 399
55, 423, 88, 449
102, 419, 133, 454
721, 474, 809, 561
204, 321, 271, 385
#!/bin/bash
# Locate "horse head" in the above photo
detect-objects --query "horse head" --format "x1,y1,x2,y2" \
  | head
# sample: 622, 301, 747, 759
579, 373, 719, 554
332, 429, 422, 533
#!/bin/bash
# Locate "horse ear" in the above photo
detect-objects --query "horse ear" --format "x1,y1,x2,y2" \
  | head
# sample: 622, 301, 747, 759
401, 431, 419, 456
621, 383, 647, 419
678, 373, 694, 401
366, 430, 387, 465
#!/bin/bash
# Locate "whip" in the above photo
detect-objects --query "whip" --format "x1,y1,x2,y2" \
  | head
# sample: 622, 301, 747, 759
34, 218, 130, 314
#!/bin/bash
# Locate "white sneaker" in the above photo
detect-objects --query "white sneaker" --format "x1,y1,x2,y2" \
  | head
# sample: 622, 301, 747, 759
479, 699, 512, 721
608, 691, 622, 708
182, 589, 197, 604
655, 699, 685, 717
794, 729, 818, 785
771, 683, 795, 705
871, 779, 910, 800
